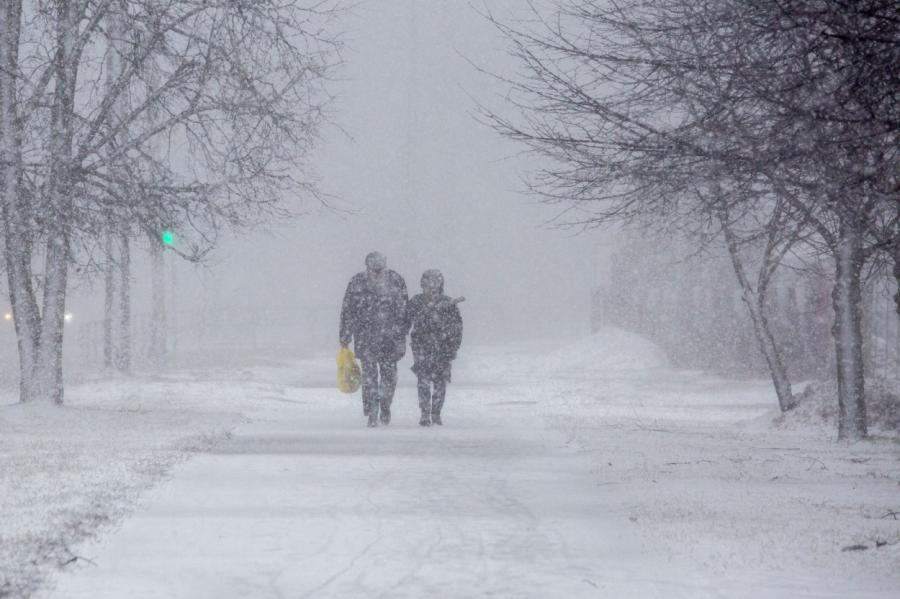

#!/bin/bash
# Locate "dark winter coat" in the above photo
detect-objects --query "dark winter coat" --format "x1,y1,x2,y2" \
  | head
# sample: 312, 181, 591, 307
406, 293, 463, 381
339, 269, 408, 362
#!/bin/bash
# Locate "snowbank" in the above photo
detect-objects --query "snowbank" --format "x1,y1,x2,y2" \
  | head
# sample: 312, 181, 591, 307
773, 377, 900, 437
0, 386, 245, 598
538, 327, 669, 374
454, 327, 669, 384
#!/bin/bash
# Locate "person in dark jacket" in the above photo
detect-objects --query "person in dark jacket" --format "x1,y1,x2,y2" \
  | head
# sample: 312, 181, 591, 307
340, 251, 408, 427
406, 269, 463, 426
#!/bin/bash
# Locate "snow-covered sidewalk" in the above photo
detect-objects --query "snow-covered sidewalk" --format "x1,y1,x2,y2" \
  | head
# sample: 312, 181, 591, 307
39, 381, 712, 598
3, 330, 898, 598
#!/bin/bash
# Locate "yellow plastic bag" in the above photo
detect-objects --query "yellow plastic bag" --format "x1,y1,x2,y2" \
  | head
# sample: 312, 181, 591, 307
336, 347, 361, 393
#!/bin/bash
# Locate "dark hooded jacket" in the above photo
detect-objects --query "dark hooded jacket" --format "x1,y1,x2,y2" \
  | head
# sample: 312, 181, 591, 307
339, 269, 408, 362
406, 291, 463, 381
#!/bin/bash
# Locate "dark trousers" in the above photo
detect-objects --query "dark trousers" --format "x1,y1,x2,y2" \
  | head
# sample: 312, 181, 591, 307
361, 360, 397, 415
417, 376, 447, 415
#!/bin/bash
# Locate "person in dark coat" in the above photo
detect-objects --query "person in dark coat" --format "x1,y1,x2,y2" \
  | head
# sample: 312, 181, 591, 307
339, 251, 408, 427
406, 269, 463, 426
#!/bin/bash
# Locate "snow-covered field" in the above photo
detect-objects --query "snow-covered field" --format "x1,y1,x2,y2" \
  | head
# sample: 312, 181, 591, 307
2, 328, 898, 598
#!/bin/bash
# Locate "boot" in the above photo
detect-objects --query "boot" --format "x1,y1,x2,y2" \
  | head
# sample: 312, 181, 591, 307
419, 410, 431, 427
380, 405, 391, 425
431, 411, 442, 426
367, 405, 379, 427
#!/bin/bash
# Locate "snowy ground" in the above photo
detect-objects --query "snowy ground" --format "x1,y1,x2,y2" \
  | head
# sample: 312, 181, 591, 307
2, 329, 898, 598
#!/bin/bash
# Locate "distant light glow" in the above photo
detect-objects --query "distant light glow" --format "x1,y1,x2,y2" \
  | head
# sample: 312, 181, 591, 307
161, 230, 175, 245
64, 312, 73, 322
3, 313, 11, 321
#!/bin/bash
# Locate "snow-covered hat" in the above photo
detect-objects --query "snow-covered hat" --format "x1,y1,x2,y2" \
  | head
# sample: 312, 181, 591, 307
365, 251, 387, 272
421, 269, 444, 292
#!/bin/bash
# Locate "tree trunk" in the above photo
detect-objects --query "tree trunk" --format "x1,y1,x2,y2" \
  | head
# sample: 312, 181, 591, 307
721, 221, 795, 412
733, 272, 795, 411
170, 255, 178, 358
831, 220, 867, 440
0, 0, 40, 403
749, 292, 795, 411
103, 233, 114, 369
3, 215, 39, 402
103, 233, 132, 373
893, 244, 899, 317
114, 233, 131, 372
32, 235, 69, 404
28, 0, 78, 404
149, 243, 167, 369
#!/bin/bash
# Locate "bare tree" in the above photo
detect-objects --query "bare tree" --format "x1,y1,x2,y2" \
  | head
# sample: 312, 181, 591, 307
482, 0, 802, 412
486, 0, 899, 439
1, 0, 342, 403
704, 0, 900, 439
716, 200, 806, 411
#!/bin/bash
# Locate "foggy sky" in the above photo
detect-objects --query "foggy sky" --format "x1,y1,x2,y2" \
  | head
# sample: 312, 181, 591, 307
71, 0, 597, 348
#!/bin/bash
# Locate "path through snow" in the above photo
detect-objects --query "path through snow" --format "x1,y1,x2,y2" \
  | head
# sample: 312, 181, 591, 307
40, 375, 714, 598
32, 333, 900, 598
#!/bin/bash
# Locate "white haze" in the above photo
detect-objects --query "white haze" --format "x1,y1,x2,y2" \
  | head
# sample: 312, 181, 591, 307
60, 0, 595, 356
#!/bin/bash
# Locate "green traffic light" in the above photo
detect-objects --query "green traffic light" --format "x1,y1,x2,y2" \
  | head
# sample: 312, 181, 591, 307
161, 230, 174, 245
